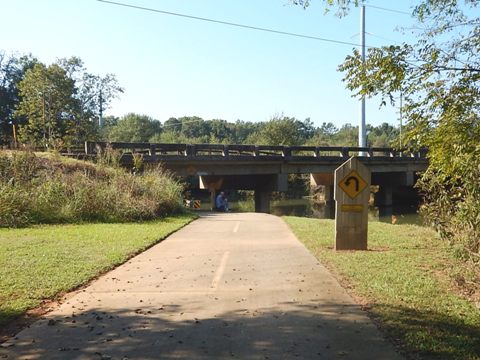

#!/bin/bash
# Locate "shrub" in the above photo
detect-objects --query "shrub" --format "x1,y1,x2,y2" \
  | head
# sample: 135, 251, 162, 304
418, 146, 480, 261
0, 150, 184, 227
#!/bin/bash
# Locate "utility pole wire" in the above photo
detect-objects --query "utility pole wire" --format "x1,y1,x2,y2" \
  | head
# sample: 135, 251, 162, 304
97, 0, 377, 49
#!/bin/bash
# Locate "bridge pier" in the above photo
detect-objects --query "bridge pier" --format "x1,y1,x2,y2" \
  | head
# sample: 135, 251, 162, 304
375, 185, 393, 207
254, 190, 271, 213
310, 173, 335, 219
324, 185, 335, 219
200, 174, 287, 213
199, 176, 224, 210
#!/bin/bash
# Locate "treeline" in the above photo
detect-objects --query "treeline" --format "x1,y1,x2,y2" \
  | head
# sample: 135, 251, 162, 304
1, 51, 400, 149
102, 113, 401, 148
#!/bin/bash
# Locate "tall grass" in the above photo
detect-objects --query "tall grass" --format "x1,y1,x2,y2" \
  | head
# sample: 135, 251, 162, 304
0, 150, 184, 227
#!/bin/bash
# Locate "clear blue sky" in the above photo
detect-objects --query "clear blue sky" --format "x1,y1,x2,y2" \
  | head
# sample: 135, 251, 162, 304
1, 0, 418, 128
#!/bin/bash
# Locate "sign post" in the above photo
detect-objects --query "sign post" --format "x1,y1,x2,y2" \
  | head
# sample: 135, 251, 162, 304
334, 157, 371, 250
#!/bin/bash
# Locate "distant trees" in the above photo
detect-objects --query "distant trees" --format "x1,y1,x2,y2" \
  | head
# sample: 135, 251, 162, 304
1, 52, 402, 150
106, 113, 161, 142
246, 115, 313, 146
101, 112, 399, 148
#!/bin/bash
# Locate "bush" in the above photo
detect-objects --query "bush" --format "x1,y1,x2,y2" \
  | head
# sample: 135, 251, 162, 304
0, 151, 184, 227
418, 146, 480, 262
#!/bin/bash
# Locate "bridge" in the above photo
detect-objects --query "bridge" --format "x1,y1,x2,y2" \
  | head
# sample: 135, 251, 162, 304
85, 142, 428, 214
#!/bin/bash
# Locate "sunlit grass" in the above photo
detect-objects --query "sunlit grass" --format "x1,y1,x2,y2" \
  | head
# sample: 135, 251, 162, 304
0, 215, 195, 325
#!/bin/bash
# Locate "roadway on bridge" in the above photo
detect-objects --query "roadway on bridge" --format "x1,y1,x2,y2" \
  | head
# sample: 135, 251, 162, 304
1, 213, 403, 359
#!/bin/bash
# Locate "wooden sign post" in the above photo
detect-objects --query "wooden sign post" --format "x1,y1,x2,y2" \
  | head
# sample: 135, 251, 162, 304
334, 157, 371, 250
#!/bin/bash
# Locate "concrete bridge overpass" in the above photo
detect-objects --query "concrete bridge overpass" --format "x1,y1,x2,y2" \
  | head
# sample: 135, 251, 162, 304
85, 142, 428, 213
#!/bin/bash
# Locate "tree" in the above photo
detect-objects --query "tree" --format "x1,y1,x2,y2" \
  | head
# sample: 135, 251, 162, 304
0, 52, 38, 144
332, 123, 357, 146
367, 123, 398, 147
297, 1, 480, 259
1, 54, 123, 147
178, 116, 210, 139
58, 57, 123, 141
107, 113, 161, 142
15, 63, 78, 147
247, 115, 307, 146
231, 120, 263, 144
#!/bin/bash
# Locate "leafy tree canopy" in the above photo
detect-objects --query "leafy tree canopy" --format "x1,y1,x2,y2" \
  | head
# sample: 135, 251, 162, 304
246, 115, 313, 146
0, 52, 123, 147
0, 52, 38, 142
106, 113, 161, 142
15, 62, 78, 147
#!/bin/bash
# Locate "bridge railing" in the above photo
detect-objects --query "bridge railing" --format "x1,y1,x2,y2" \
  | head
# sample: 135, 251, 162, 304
85, 142, 428, 160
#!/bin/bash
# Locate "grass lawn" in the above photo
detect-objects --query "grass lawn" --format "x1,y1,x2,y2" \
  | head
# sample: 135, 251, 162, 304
284, 217, 480, 360
0, 214, 195, 326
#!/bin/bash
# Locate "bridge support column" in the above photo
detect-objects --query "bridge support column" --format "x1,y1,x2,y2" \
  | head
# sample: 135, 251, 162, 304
254, 190, 271, 213
199, 176, 224, 210
375, 185, 393, 207
324, 185, 335, 219
310, 173, 335, 219
210, 189, 217, 211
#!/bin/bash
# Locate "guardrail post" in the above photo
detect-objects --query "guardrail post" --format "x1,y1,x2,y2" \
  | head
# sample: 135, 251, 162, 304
283, 147, 291, 158
254, 146, 259, 157
185, 144, 194, 156
84, 141, 94, 155
367, 148, 373, 157
223, 145, 229, 157
341, 147, 349, 158
149, 144, 156, 156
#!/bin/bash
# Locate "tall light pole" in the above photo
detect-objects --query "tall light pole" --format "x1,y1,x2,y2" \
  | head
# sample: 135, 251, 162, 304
359, 5, 367, 151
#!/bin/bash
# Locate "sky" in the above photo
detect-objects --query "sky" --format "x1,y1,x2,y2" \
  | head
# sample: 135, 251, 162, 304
0, 0, 420, 130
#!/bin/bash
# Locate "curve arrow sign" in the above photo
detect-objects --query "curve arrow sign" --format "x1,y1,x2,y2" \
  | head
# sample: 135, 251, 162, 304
344, 176, 359, 192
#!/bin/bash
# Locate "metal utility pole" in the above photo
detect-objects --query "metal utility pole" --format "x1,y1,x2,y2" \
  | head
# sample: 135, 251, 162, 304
359, 5, 366, 151
399, 92, 403, 149
98, 89, 103, 128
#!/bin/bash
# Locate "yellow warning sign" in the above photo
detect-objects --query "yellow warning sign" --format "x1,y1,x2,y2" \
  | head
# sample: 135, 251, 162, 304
339, 170, 368, 199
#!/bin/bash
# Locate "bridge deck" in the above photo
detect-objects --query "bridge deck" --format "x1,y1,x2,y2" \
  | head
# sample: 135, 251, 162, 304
84, 142, 428, 176
86, 141, 427, 159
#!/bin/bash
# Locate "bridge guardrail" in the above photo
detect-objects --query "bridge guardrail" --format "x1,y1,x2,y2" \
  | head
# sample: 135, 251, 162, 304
85, 142, 428, 160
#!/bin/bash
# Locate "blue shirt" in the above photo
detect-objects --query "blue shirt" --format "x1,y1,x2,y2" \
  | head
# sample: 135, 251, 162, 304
216, 194, 224, 208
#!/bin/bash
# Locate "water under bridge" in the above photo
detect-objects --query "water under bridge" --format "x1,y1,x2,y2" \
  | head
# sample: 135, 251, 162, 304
84, 142, 428, 214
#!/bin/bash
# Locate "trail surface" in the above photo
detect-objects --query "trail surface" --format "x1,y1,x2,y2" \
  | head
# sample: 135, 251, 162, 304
1, 213, 402, 359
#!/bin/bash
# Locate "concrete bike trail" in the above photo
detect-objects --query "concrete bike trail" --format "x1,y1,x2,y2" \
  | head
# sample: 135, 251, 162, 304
1, 213, 403, 359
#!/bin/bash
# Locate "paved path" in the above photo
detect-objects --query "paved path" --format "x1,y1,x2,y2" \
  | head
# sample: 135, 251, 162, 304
1, 213, 403, 359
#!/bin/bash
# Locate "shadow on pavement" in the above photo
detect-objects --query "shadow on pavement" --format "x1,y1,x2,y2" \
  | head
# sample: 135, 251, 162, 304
2, 302, 400, 360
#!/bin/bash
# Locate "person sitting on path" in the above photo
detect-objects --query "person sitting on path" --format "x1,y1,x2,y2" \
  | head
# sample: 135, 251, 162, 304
215, 191, 229, 212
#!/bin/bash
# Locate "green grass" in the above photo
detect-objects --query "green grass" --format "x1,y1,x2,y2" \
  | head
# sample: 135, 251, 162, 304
0, 214, 195, 326
284, 217, 480, 360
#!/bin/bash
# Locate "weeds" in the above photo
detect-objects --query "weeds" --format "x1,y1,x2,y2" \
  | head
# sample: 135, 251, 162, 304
0, 150, 184, 227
